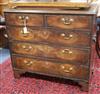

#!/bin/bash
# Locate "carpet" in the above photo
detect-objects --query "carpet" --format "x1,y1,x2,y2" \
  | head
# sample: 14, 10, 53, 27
0, 57, 100, 94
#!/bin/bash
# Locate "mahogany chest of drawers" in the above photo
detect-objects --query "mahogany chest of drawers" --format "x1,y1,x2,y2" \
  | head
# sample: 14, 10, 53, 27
4, 5, 98, 91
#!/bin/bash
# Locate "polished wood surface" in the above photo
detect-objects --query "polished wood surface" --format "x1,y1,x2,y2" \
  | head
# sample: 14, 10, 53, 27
7, 27, 90, 47
11, 42, 90, 66
4, 4, 98, 91
47, 15, 91, 30
12, 55, 89, 80
5, 13, 43, 26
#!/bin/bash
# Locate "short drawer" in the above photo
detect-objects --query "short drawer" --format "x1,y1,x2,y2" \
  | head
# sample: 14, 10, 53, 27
12, 56, 89, 80
47, 15, 91, 30
5, 13, 43, 26
11, 42, 90, 65
7, 27, 90, 47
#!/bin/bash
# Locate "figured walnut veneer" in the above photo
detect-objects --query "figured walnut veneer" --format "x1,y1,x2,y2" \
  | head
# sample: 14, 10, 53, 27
4, 5, 98, 91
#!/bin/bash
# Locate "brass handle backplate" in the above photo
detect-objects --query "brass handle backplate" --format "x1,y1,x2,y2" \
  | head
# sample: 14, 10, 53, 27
61, 17, 74, 25
18, 16, 29, 20
24, 60, 33, 66
61, 49, 73, 54
22, 45, 32, 51
61, 65, 73, 73
60, 33, 73, 40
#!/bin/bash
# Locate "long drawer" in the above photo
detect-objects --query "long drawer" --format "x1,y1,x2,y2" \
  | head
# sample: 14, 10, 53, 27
11, 42, 90, 66
12, 55, 89, 81
7, 27, 90, 47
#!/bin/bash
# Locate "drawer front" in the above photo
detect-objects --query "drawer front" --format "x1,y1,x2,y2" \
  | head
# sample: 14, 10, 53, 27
8, 27, 90, 47
5, 13, 43, 26
11, 42, 90, 65
47, 15, 91, 30
12, 56, 89, 80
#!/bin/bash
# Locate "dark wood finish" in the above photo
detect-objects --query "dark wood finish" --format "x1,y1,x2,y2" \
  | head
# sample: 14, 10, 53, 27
5, 13, 43, 26
13, 70, 22, 78
96, 17, 100, 58
12, 55, 89, 80
96, 28, 100, 58
47, 15, 91, 30
79, 82, 89, 91
7, 27, 90, 47
11, 42, 90, 66
0, 27, 8, 48
4, 4, 98, 91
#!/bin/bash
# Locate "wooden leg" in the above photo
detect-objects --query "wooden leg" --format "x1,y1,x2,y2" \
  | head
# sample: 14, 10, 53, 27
13, 70, 23, 78
79, 82, 89, 92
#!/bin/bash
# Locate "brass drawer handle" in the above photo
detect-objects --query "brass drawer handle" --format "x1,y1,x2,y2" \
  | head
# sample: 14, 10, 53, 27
61, 17, 74, 25
61, 49, 73, 54
18, 16, 29, 20
19, 15, 29, 37
60, 33, 73, 40
61, 65, 73, 73
24, 60, 33, 66
22, 45, 32, 51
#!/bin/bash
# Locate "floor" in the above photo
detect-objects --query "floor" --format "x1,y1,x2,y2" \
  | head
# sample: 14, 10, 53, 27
0, 48, 10, 64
